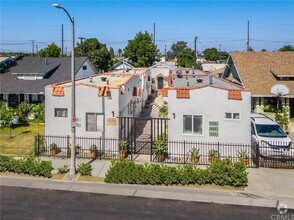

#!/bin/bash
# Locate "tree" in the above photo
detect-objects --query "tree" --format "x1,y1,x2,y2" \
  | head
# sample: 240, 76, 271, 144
177, 48, 195, 68
117, 48, 123, 58
279, 45, 294, 51
261, 49, 267, 52
203, 48, 229, 61
38, 43, 61, 57
109, 47, 115, 59
124, 31, 160, 67
75, 38, 112, 72
167, 41, 188, 60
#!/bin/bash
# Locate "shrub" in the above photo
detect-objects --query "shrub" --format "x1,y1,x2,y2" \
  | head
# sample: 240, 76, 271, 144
0, 155, 53, 178
76, 163, 92, 176
104, 159, 248, 187
58, 165, 69, 174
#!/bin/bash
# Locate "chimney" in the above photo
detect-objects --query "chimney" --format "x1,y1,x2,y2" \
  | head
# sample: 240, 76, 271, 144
209, 75, 213, 85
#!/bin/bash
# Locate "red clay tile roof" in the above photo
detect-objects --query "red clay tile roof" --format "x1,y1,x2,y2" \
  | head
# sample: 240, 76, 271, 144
158, 88, 168, 97
133, 87, 141, 96
176, 89, 190, 99
52, 86, 64, 96
228, 90, 242, 100
231, 52, 294, 95
98, 86, 111, 97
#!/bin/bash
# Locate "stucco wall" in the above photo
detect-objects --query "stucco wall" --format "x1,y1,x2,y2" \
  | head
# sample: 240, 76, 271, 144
168, 87, 251, 144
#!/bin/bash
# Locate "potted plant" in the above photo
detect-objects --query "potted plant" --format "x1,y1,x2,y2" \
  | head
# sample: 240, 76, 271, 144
153, 139, 168, 162
190, 147, 200, 164
89, 144, 97, 158
237, 149, 249, 166
119, 140, 128, 159
208, 150, 218, 163
50, 143, 58, 155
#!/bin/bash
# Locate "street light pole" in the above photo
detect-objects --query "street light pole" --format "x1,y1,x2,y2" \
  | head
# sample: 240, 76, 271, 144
53, 3, 76, 177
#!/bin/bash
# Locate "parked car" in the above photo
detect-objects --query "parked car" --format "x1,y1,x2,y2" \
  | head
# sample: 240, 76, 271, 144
251, 113, 293, 160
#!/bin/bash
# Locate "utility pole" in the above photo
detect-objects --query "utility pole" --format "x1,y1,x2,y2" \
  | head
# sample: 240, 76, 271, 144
153, 22, 156, 44
247, 20, 250, 51
36, 44, 38, 55
62, 24, 64, 56
31, 40, 35, 57
194, 36, 197, 63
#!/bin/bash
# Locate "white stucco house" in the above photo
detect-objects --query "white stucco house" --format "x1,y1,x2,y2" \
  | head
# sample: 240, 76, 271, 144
161, 74, 251, 144
45, 70, 151, 140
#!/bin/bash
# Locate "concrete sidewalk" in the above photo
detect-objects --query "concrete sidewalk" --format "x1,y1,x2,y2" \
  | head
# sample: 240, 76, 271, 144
3, 157, 293, 209
1, 175, 293, 209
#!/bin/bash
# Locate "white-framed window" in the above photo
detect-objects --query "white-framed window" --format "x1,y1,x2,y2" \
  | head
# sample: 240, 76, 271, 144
183, 115, 203, 135
225, 112, 240, 120
54, 108, 68, 117
86, 113, 103, 132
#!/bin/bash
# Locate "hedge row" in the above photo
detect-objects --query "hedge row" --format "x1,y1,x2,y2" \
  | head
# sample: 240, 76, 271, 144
105, 158, 248, 187
0, 156, 53, 178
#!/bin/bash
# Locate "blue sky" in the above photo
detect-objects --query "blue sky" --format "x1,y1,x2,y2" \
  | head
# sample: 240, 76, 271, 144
1, 0, 293, 54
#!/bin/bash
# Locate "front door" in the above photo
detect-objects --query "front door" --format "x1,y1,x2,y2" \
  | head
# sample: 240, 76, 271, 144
157, 77, 164, 89
290, 98, 294, 118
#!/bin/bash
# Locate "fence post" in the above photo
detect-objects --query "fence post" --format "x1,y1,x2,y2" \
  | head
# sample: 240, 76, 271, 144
66, 135, 70, 158
256, 143, 260, 168
217, 142, 220, 159
183, 140, 186, 164
99, 136, 102, 160
37, 134, 40, 157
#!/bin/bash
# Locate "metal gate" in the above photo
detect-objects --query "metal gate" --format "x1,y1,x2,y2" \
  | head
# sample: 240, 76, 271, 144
119, 117, 169, 157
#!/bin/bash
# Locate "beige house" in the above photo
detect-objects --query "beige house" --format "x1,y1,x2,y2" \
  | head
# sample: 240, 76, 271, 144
222, 52, 294, 119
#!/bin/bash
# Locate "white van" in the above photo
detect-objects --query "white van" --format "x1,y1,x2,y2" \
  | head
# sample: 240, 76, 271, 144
251, 113, 293, 159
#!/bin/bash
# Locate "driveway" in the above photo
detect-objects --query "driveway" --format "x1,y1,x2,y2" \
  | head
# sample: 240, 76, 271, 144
246, 168, 294, 200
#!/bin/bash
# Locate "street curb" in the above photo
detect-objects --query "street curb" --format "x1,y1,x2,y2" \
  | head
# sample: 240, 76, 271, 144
1, 175, 293, 209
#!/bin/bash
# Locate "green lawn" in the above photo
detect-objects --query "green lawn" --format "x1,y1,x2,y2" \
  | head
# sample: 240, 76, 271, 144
0, 123, 44, 156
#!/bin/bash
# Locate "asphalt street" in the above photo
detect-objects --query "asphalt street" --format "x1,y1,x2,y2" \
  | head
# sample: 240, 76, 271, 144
0, 186, 288, 220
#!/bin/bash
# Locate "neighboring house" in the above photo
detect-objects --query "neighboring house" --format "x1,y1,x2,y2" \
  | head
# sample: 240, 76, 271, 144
112, 59, 134, 72
211, 67, 225, 78
45, 70, 151, 139
202, 63, 226, 73
221, 52, 294, 118
149, 62, 174, 91
0, 56, 15, 73
161, 74, 251, 144
0, 56, 96, 107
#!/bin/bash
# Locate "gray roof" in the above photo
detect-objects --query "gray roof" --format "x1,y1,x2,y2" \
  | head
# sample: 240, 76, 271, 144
0, 56, 88, 94
172, 74, 243, 90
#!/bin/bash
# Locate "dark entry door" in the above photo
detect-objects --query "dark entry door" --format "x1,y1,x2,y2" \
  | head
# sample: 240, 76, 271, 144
157, 77, 164, 89
290, 98, 294, 118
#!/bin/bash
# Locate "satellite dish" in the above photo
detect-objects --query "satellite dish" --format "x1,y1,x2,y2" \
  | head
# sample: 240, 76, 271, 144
176, 70, 182, 75
271, 84, 289, 96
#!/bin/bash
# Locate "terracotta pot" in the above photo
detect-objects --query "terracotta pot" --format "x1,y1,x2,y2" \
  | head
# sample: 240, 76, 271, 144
90, 151, 97, 158
208, 156, 217, 163
50, 149, 58, 156
119, 150, 127, 159
155, 155, 165, 162
191, 156, 200, 164
240, 158, 249, 166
